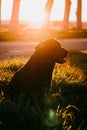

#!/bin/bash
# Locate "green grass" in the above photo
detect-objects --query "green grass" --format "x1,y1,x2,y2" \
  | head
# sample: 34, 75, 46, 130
0, 51, 87, 130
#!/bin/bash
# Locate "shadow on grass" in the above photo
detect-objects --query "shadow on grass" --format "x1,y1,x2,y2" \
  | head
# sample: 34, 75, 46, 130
51, 77, 87, 129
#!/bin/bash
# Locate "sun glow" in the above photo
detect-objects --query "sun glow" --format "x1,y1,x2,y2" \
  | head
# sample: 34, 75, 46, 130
19, 0, 46, 26
1, 0, 87, 25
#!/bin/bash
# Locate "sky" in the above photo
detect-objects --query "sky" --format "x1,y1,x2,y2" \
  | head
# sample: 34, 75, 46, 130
1, 0, 87, 23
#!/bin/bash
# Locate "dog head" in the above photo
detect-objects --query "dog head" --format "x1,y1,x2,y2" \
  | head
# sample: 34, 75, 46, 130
35, 39, 68, 64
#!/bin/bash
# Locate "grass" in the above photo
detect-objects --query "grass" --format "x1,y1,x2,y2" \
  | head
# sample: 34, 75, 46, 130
0, 51, 87, 130
0, 28, 87, 41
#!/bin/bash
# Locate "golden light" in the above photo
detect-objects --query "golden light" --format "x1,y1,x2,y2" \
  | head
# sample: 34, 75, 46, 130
19, 0, 46, 27
1, 0, 87, 27
19, 0, 65, 24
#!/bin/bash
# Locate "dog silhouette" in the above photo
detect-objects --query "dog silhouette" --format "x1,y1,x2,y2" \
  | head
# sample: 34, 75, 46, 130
7, 39, 68, 100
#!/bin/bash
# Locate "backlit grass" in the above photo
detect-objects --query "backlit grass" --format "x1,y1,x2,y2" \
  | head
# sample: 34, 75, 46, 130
0, 57, 28, 81
0, 51, 87, 130
0, 29, 87, 41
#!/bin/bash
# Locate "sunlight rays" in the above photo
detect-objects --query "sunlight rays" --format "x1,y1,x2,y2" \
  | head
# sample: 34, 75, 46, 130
1, 0, 87, 24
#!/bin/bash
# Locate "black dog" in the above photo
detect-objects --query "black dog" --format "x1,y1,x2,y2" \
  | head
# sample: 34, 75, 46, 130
7, 39, 68, 99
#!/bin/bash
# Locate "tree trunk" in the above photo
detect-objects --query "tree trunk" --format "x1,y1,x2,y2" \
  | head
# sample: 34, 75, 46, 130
43, 0, 54, 29
9, 0, 20, 32
76, 0, 82, 29
0, 0, 1, 28
63, 0, 71, 30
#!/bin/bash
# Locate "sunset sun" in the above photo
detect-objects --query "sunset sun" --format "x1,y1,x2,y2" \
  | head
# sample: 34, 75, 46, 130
1, 0, 87, 26
19, 0, 65, 24
19, 0, 46, 26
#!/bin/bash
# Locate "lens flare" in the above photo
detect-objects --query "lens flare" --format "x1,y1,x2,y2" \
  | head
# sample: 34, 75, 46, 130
44, 109, 58, 128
